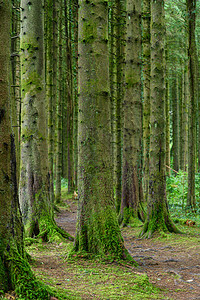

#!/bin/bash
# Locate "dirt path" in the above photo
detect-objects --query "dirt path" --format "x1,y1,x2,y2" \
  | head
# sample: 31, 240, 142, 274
54, 199, 200, 299
30, 199, 200, 300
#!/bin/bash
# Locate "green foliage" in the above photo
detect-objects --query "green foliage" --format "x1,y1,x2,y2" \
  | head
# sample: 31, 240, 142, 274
0, 257, 7, 291
166, 171, 200, 223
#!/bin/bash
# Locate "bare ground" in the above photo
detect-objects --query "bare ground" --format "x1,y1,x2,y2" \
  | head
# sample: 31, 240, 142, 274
29, 198, 200, 300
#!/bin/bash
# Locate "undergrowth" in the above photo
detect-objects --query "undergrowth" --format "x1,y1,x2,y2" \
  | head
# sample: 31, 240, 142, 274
166, 171, 200, 224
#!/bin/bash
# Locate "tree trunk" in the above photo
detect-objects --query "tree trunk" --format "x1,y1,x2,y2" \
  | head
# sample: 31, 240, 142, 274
120, 0, 145, 225
172, 72, 179, 173
187, 0, 197, 209
19, 0, 72, 241
46, 0, 55, 204
142, 0, 151, 199
0, 3, 52, 297
165, 66, 170, 176
55, 1, 63, 203
74, 0, 128, 259
140, 0, 180, 238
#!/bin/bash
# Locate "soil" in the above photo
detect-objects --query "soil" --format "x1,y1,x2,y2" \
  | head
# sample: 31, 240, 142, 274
30, 198, 200, 299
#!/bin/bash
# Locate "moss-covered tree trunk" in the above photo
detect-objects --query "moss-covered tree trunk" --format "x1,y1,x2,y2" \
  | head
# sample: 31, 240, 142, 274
52, 0, 58, 180
165, 63, 170, 176
19, 0, 72, 241
11, 0, 21, 182
183, 67, 188, 171
179, 66, 188, 171
74, 0, 127, 259
114, 0, 125, 213
66, 1, 74, 193
55, 1, 63, 203
187, 0, 197, 209
0, 2, 23, 290
72, 0, 78, 188
172, 72, 179, 173
0, 3, 53, 297
142, 0, 151, 200
140, 0, 180, 238
46, 0, 55, 204
120, 0, 145, 225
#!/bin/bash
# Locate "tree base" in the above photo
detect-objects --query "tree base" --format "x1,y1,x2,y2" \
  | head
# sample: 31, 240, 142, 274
26, 215, 74, 242
119, 205, 146, 227
139, 214, 182, 238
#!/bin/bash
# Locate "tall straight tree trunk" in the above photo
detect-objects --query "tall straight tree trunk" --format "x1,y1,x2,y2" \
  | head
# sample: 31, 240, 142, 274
0, 3, 53, 297
67, 1, 74, 193
109, 0, 116, 196
52, 0, 58, 179
114, 0, 125, 213
72, 0, 78, 188
11, 0, 21, 182
46, 0, 54, 204
172, 72, 179, 173
183, 67, 189, 170
55, 1, 63, 203
165, 64, 170, 175
0, 2, 24, 290
140, 0, 180, 238
120, 0, 145, 225
142, 0, 151, 200
19, 0, 72, 241
179, 66, 188, 170
187, 0, 197, 209
74, 0, 128, 259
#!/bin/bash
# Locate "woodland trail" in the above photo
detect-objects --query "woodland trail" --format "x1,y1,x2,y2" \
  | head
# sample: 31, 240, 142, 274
29, 198, 200, 300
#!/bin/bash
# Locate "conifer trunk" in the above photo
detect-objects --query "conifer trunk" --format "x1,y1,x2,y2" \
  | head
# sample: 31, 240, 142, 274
187, 0, 197, 209
74, 0, 127, 258
172, 72, 179, 173
55, 2, 63, 203
0, 4, 52, 296
19, 0, 72, 241
142, 0, 151, 199
140, 0, 180, 238
120, 0, 144, 225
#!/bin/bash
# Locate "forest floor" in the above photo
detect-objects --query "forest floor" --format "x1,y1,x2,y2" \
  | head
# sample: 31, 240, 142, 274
3, 194, 200, 300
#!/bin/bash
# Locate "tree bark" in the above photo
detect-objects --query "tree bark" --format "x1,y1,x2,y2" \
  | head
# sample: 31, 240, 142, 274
120, 0, 145, 225
140, 0, 180, 238
74, 0, 128, 259
0, 3, 53, 297
142, 0, 151, 199
187, 0, 197, 209
19, 0, 72, 241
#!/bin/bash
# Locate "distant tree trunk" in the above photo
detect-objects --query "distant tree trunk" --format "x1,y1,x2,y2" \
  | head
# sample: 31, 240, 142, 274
187, 0, 197, 209
74, 0, 128, 259
165, 65, 170, 176
19, 0, 72, 241
114, 0, 125, 213
72, 0, 78, 188
142, 0, 151, 199
46, 0, 55, 204
109, 0, 116, 197
63, 0, 74, 192
120, 0, 145, 225
55, 2, 63, 203
172, 72, 179, 173
183, 67, 189, 170
11, 0, 21, 182
140, 0, 180, 238
52, 0, 58, 179
179, 66, 188, 171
